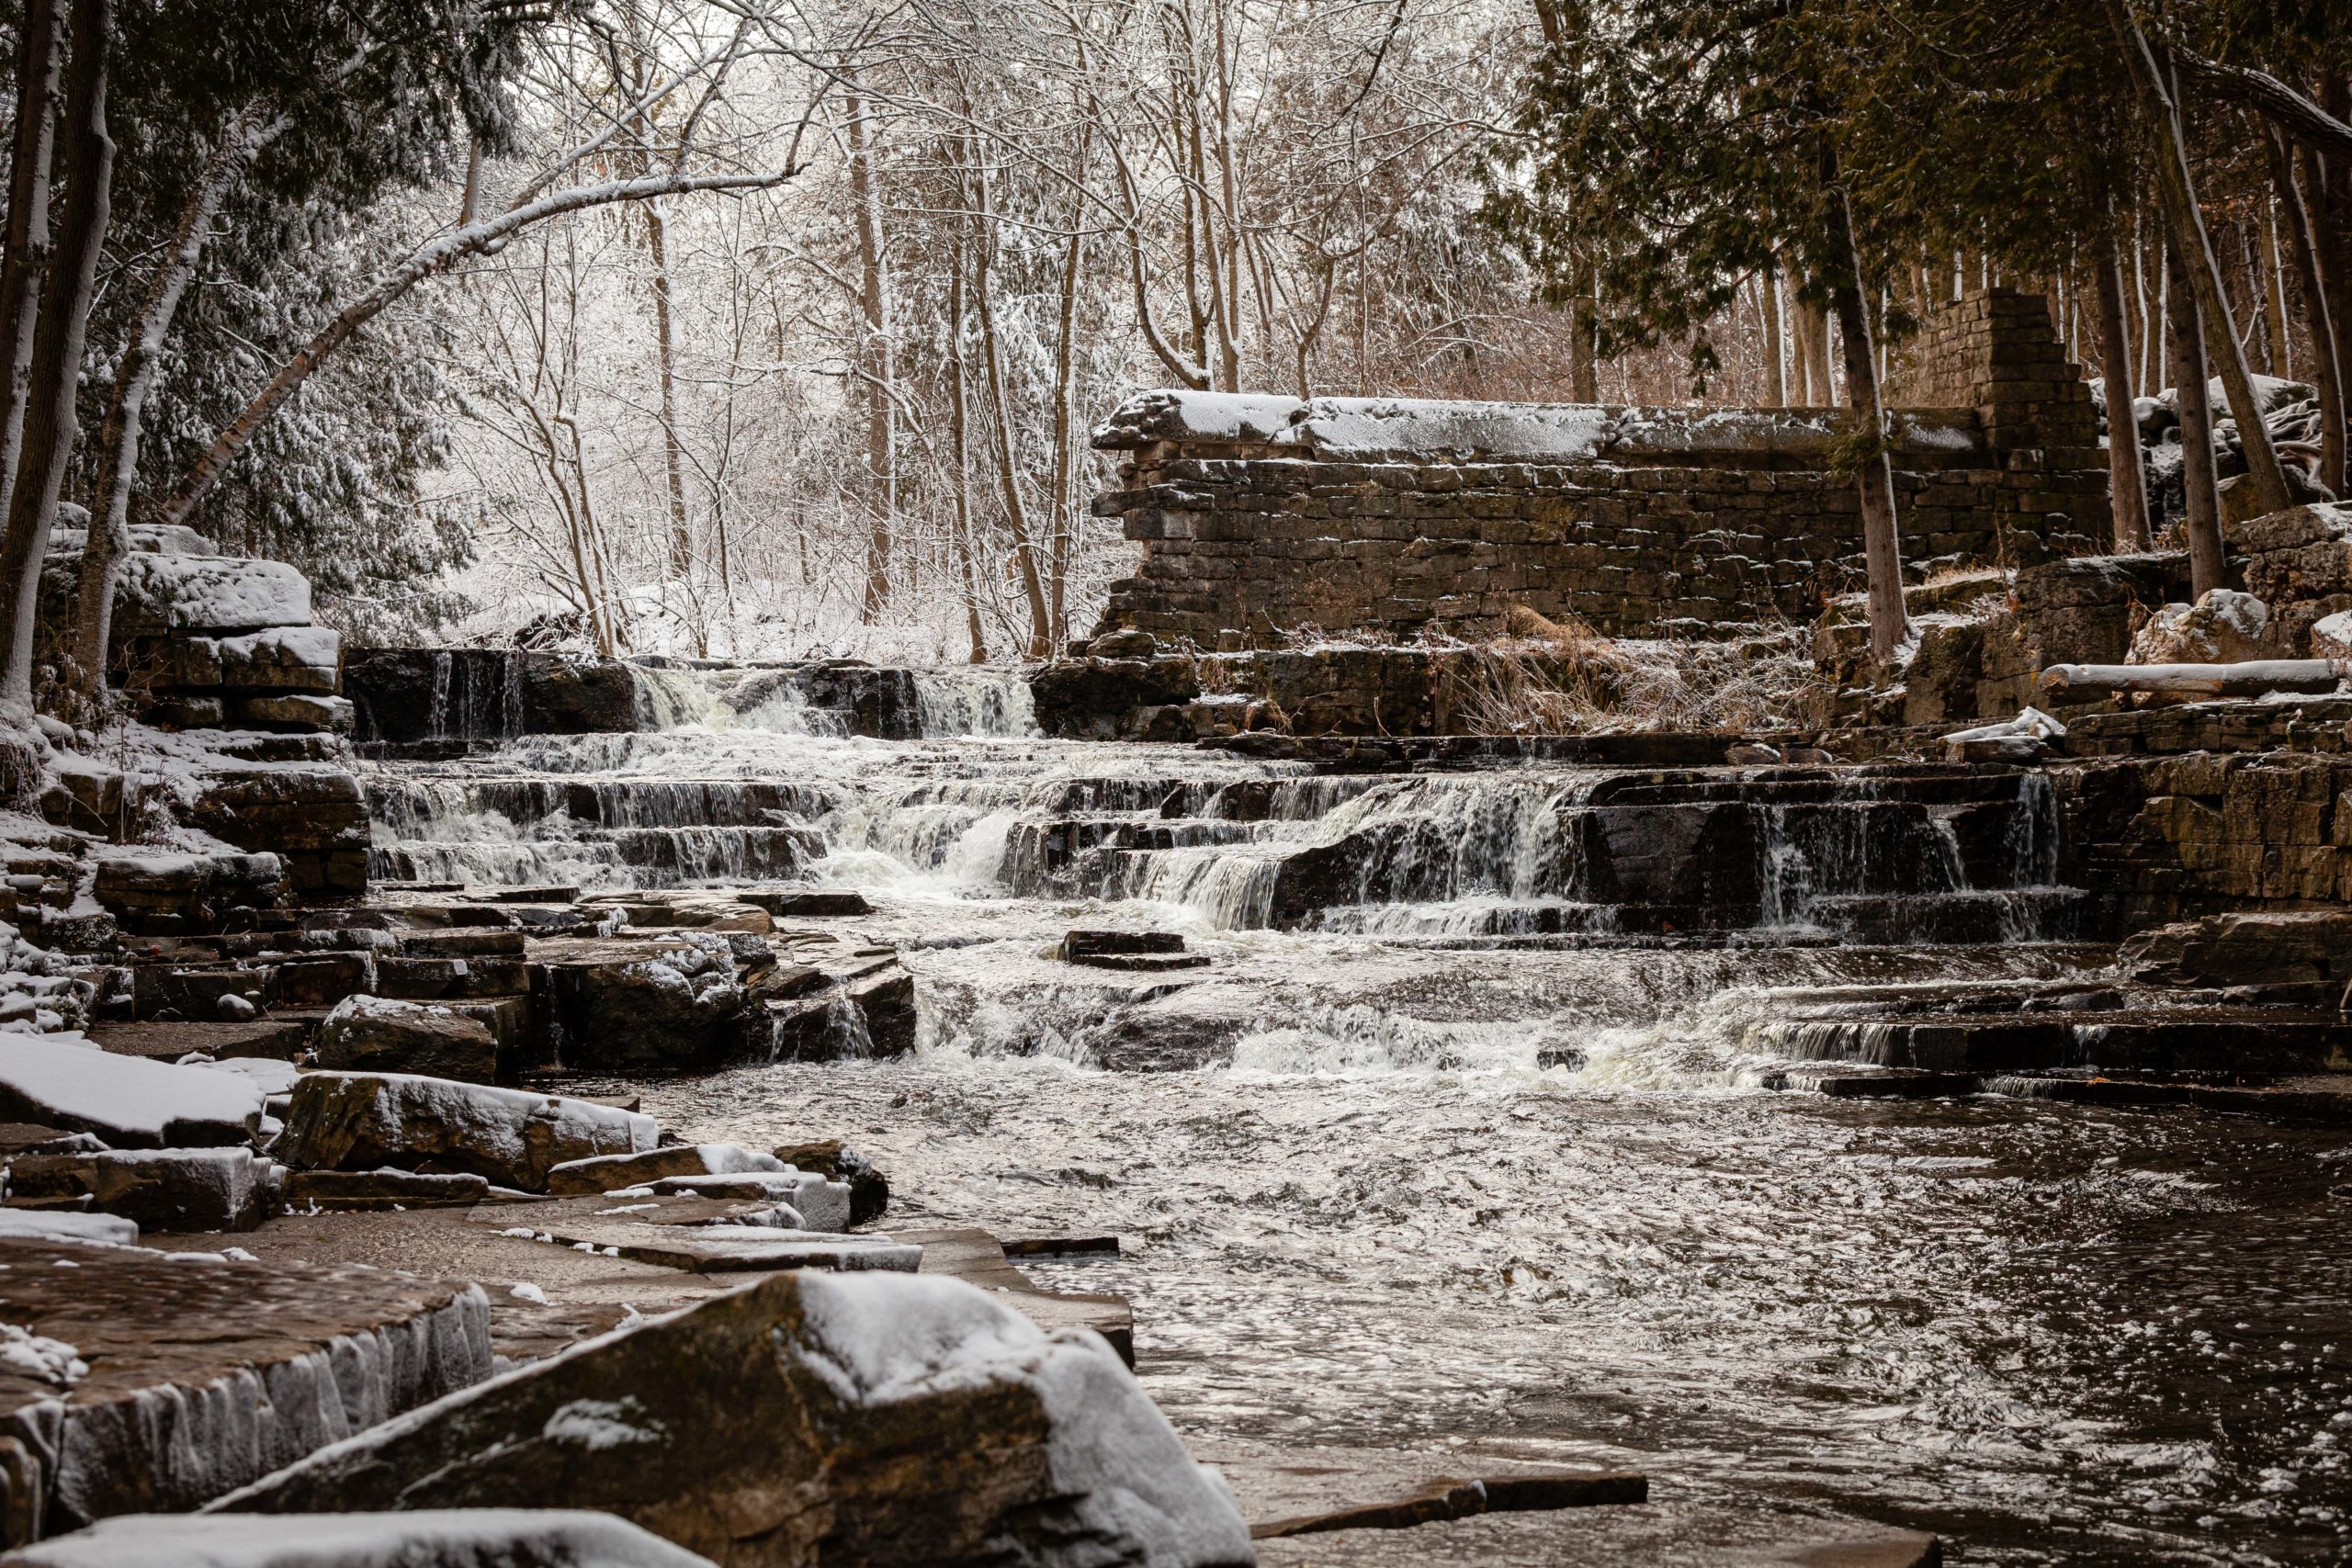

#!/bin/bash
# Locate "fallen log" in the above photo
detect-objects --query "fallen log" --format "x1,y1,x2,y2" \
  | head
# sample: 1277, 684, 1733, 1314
2038, 660, 2349, 700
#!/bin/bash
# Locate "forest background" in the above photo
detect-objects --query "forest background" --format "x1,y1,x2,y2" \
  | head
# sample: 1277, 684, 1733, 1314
0, 0, 2346, 683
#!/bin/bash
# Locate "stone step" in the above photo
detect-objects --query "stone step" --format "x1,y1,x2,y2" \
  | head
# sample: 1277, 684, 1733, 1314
1758, 1009, 2352, 1075
0, 1237, 491, 1541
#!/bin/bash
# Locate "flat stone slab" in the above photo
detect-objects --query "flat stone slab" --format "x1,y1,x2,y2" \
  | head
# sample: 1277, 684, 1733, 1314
1193, 1439, 1645, 1539
1250, 1499, 1939, 1567
3, 1509, 715, 1566
509, 1220, 918, 1273
0, 1238, 491, 1539
85, 1021, 308, 1062
900, 1227, 1135, 1365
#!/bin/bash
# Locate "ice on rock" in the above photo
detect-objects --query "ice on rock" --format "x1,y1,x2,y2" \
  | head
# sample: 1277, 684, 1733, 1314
0, 1321, 88, 1385
3, 1509, 718, 1567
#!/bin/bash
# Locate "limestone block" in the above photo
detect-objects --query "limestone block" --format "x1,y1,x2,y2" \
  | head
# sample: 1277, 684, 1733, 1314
276, 1073, 656, 1191
281, 1168, 491, 1211
90, 851, 287, 926
0, 1238, 491, 1539
215, 626, 342, 693
212, 1271, 1256, 1568
112, 555, 311, 636
229, 694, 354, 733
4, 1147, 271, 1233
183, 766, 366, 855
545, 1144, 784, 1196
314, 997, 499, 1085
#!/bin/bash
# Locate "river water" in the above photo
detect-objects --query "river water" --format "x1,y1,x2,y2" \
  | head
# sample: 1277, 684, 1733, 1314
366, 667, 2352, 1566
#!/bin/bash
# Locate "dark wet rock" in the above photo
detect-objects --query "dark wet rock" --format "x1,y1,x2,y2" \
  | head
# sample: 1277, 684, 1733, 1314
268, 951, 377, 1008
764, 961, 916, 1063
741, 889, 870, 918
0, 1238, 490, 1542
89, 851, 287, 932
398, 930, 527, 959
1030, 656, 1201, 739
531, 937, 752, 1073
276, 1073, 656, 1191
228, 693, 355, 733
773, 1140, 889, 1225
3, 1511, 718, 1567
1063, 931, 1186, 959
1902, 620, 1987, 728
85, 1021, 306, 1063
519, 655, 639, 733
3, 1147, 271, 1233
788, 660, 920, 739
545, 1144, 783, 1197
214, 1270, 1255, 1568
282, 1168, 492, 1211
2120, 911, 2352, 995
315, 997, 499, 1084
1197, 1437, 1644, 1540
376, 956, 528, 1001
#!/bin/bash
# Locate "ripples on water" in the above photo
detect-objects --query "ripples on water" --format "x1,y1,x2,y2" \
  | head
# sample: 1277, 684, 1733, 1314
368, 672, 2352, 1564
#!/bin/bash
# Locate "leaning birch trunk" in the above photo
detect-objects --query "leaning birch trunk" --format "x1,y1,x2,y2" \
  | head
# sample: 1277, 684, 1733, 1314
2041, 660, 2346, 699
2278, 137, 2346, 495
1820, 144, 1908, 663
2101, 0, 2294, 517
0, 0, 63, 524
2092, 226, 2154, 551
70, 106, 276, 704
2168, 245, 2227, 597
1046, 135, 1090, 647
0, 0, 109, 712
146, 168, 791, 536
1761, 258, 1787, 408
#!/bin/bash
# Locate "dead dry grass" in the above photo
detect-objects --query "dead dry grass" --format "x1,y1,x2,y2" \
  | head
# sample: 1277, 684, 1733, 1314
1441, 615, 1825, 735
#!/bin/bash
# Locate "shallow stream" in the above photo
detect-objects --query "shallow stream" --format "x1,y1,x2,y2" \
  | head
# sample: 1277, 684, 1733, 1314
366, 667, 2352, 1566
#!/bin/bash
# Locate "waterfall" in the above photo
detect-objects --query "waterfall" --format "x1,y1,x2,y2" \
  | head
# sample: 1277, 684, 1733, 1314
913, 670, 1039, 738
628, 664, 721, 730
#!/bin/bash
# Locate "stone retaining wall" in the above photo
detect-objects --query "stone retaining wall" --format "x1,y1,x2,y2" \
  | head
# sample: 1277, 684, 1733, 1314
1091, 289, 2109, 649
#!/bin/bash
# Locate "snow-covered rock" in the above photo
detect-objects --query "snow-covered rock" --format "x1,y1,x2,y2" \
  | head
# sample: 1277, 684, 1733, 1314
0, 1209, 139, 1246
4, 1146, 272, 1232
1944, 705, 2067, 764
276, 1073, 656, 1192
0, 1035, 262, 1146
314, 996, 498, 1084
642, 1171, 851, 1231
213, 1270, 1256, 1568
2129, 590, 2273, 666
2312, 610, 2352, 660
0, 1510, 718, 1567
112, 554, 312, 636
545, 1144, 784, 1196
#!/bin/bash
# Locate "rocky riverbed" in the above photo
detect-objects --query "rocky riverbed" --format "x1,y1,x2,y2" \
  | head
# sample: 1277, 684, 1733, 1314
6, 658, 2352, 1565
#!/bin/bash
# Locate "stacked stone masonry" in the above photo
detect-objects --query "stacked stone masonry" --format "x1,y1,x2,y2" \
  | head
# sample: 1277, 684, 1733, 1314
1092, 289, 2109, 647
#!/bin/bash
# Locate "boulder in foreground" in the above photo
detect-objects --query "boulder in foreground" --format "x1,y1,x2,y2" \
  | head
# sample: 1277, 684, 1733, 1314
214, 1271, 1254, 1568
276, 1073, 655, 1191
0, 1509, 713, 1566
3, 1147, 270, 1232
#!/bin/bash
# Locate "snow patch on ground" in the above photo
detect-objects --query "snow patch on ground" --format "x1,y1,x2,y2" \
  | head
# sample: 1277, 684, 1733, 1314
0, 1321, 88, 1385
8, 1509, 717, 1568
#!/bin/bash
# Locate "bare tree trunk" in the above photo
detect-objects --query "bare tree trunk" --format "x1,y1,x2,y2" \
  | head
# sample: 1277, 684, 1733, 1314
2104, 0, 2294, 516
973, 162, 1052, 658
1046, 157, 1088, 648
0, 0, 64, 523
845, 91, 893, 618
2093, 228, 2153, 551
2259, 197, 2290, 378
1761, 258, 1787, 407
1569, 248, 1599, 401
947, 224, 986, 665
645, 198, 694, 581
2279, 136, 2345, 494
2168, 244, 2227, 596
71, 104, 274, 703
2326, 78, 2352, 448
1820, 145, 1907, 663
0, 0, 109, 711
1806, 297, 1836, 404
